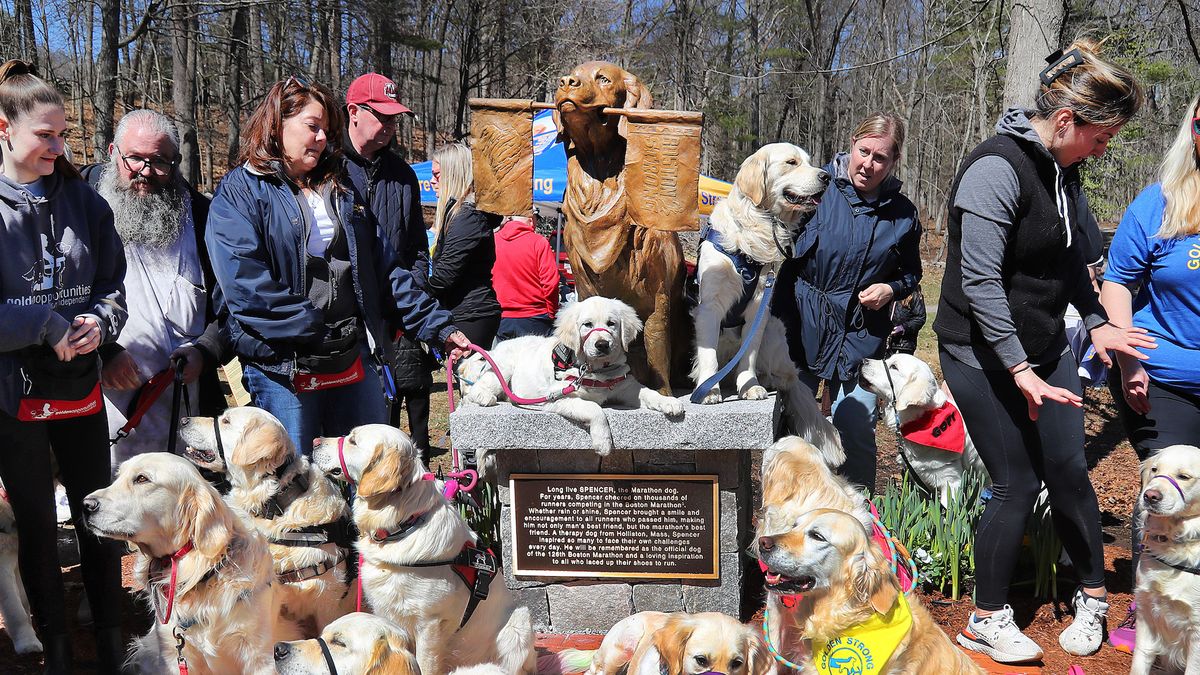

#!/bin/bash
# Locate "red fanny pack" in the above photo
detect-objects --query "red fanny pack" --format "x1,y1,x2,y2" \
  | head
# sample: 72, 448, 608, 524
898, 401, 966, 454
293, 355, 365, 393
18, 381, 104, 422
17, 350, 104, 422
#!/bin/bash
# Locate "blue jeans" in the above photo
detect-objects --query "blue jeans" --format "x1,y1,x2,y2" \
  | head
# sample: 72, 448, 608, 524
495, 314, 554, 344
799, 372, 879, 491
242, 347, 388, 456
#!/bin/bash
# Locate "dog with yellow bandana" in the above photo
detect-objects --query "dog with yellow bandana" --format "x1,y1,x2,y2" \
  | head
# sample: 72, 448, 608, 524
757, 509, 982, 674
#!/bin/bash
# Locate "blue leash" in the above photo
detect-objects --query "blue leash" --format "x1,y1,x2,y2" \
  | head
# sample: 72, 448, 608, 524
690, 271, 776, 403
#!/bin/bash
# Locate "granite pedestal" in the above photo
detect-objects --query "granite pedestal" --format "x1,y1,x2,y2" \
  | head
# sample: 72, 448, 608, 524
449, 395, 776, 633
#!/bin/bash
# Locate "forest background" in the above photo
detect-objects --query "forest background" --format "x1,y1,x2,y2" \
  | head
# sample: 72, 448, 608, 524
1, 0, 1196, 235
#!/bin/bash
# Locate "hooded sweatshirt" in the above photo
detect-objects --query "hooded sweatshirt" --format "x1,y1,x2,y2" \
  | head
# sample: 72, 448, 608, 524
493, 217, 559, 319
935, 108, 1106, 370
0, 171, 127, 417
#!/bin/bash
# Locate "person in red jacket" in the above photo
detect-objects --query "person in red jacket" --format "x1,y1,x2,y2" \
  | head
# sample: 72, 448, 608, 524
492, 215, 560, 342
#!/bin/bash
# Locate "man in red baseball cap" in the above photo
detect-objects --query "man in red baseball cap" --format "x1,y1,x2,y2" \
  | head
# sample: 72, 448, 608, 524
343, 73, 435, 460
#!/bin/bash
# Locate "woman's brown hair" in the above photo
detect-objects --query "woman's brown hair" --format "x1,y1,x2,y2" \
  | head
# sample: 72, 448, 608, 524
237, 77, 344, 189
1033, 39, 1144, 128
0, 60, 80, 179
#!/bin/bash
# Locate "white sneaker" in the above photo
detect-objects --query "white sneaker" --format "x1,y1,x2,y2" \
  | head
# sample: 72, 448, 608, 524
1059, 587, 1108, 656
54, 483, 72, 524
956, 606, 1045, 664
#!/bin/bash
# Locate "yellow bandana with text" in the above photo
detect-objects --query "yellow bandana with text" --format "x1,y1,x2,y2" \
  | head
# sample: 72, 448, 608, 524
814, 593, 913, 675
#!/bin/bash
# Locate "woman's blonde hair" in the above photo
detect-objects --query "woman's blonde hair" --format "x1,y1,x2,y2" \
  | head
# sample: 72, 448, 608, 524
1032, 39, 1144, 128
851, 112, 906, 159
431, 142, 474, 250
1157, 93, 1200, 239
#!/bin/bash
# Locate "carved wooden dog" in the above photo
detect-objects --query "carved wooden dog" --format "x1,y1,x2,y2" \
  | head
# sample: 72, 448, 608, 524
554, 61, 690, 393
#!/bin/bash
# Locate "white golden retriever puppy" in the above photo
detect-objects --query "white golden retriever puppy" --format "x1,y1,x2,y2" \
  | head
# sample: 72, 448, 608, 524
458, 296, 684, 455
312, 425, 537, 675
1132, 445, 1200, 675
273, 612, 420, 675
83, 453, 286, 674
0, 478, 40, 655
179, 406, 355, 634
859, 354, 988, 504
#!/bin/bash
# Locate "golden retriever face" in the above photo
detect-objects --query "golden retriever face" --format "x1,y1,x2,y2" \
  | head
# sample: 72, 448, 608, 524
1141, 445, 1200, 518
178, 406, 294, 474
311, 424, 423, 499
757, 509, 897, 616
554, 296, 643, 368
555, 60, 652, 147
83, 453, 232, 559
734, 143, 829, 223
273, 612, 420, 675
859, 354, 941, 412
652, 612, 769, 675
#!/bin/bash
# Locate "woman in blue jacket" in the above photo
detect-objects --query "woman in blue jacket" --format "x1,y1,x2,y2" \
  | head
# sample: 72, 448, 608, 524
775, 113, 922, 491
206, 77, 467, 453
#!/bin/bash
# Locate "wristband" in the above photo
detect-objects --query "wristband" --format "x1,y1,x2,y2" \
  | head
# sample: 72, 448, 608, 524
1011, 364, 1031, 376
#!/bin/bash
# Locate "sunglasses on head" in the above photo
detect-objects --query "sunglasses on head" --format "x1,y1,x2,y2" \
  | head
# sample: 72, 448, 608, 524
1193, 116, 1200, 136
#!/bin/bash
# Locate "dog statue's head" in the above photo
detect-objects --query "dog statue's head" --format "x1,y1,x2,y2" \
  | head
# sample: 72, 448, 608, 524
649, 612, 770, 675
273, 612, 420, 675
554, 296, 643, 371
1141, 445, 1200, 518
859, 354, 943, 412
312, 424, 424, 500
733, 143, 829, 225
554, 61, 652, 154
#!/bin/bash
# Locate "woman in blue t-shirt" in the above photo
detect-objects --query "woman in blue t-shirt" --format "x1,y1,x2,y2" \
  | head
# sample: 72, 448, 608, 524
1100, 93, 1200, 650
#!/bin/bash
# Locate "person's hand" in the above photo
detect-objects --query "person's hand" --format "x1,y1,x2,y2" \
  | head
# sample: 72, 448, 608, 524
1011, 364, 1082, 421
50, 332, 77, 362
857, 283, 895, 310
68, 316, 103, 355
1118, 356, 1151, 415
170, 345, 204, 385
1089, 321, 1156, 367
101, 350, 143, 390
445, 330, 472, 363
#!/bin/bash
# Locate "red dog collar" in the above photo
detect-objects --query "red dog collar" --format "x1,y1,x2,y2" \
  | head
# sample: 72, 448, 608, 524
899, 401, 966, 454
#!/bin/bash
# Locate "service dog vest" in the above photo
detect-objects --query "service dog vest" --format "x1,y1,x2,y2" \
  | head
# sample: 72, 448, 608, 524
813, 592, 913, 675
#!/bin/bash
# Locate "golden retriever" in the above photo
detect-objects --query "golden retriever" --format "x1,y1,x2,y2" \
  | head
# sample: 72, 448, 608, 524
563, 610, 769, 675
757, 508, 982, 674
179, 406, 355, 634
458, 296, 684, 456
83, 453, 287, 674
555, 60, 688, 394
0, 478, 40, 654
273, 611, 420, 675
311, 424, 536, 674
859, 354, 989, 504
1132, 445, 1200, 675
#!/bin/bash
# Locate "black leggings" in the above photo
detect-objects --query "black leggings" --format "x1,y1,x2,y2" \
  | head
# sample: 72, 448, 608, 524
0, 409, 124, 636
940, 349, 1105, 611
390, 388, 431, 458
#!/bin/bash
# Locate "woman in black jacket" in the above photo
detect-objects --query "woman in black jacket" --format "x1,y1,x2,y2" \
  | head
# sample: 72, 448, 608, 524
418, 142, 501, 346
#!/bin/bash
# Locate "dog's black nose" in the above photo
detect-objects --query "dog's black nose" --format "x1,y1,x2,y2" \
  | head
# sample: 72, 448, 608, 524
818, 169, 831, 185
313, 437, 324, 448
758, 536, 775, 552
178, 417, 191, 428
273, 642, 290, 661
559, 74, 580, 89
1144, 489, 1163, 505
83, 497, 100, 514
595, 339, 611, 354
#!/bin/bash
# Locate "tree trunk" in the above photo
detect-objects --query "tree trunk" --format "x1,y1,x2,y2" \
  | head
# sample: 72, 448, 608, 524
172, 3, 201, 184
1002, 0, 1065, 109
92, 0, 120, 158
224, 7, 248, 168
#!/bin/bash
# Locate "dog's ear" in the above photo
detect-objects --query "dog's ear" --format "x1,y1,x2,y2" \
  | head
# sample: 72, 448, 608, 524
356, 439, 406, 498
554, 300, 582, 353
852, 546, 899, 615
365, 632, 419, 675
231, 414, 292, 468
745, 625, 771, 675
180, 481, 232, 560
615, 301, 644, 350
735, 148, 770, 208
617, 69, 653, 140
653, 614, 695, 675
894, 371, 938, 411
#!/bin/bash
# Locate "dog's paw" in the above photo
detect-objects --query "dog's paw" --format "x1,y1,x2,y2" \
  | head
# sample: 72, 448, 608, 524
13, 634, 42, 655
592, 434, 614, 456
701, 388, 723, 405
466, 390, 498, 407
655, 397, 685, 417
740, 385, 768, 400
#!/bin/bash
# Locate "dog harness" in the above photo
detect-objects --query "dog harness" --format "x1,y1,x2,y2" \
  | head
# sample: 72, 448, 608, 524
361, 543, 499, 629
549, 329, 630, 392
701, 224, 763, 329
762, 593, 914, 675
898, 401, 966, 454
149, 539, 236, 675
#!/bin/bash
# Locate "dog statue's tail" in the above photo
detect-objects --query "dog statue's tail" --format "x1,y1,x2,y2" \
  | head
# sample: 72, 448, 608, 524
775, 381, 845, 469
537, 649, 595, 675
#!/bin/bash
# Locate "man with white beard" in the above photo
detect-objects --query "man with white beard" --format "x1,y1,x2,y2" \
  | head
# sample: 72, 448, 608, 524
81, 110, 226, 468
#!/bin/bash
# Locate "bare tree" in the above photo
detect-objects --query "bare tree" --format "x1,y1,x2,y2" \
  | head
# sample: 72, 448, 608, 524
1002, 0, 1066, 108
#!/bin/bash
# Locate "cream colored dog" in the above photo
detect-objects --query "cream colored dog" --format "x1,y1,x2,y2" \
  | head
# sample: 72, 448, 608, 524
273, 612, 420, 675
757, 509, 983, 674
83, 453, 287, 674
179, 406, 355, 634
312, 425, 536, 674
0, 477, 40, 655
571, 610, 770, 675
458, 296, 684, 455
1133, 445, 1200, 675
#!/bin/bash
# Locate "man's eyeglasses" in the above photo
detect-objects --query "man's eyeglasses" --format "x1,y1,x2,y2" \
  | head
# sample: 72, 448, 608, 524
114, 145, 179, 176
1192, 116, 1200, 136
359, 104, 401, 127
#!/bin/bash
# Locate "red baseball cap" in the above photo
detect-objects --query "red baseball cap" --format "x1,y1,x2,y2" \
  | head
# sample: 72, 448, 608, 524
346, 73, 411, 116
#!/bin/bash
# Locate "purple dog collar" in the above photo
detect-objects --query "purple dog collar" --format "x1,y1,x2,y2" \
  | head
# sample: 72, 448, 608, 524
1153, 474, 1186, 502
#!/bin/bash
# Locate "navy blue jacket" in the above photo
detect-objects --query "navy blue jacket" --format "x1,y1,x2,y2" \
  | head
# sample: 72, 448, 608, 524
343, 140, 427, 271
774, 153, 922, 381
205, 165, 455, 377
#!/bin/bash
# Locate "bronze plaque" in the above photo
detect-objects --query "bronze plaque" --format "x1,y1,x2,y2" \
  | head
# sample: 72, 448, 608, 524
623, 109, 703, 232
510, 473, 718, 579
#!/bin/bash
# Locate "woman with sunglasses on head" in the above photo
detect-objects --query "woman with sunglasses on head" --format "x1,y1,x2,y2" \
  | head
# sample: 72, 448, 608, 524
206, 77, 468, 454
935, 40, 1153, 664
0, 60, 128, 674
1099, 94, 1200, 653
